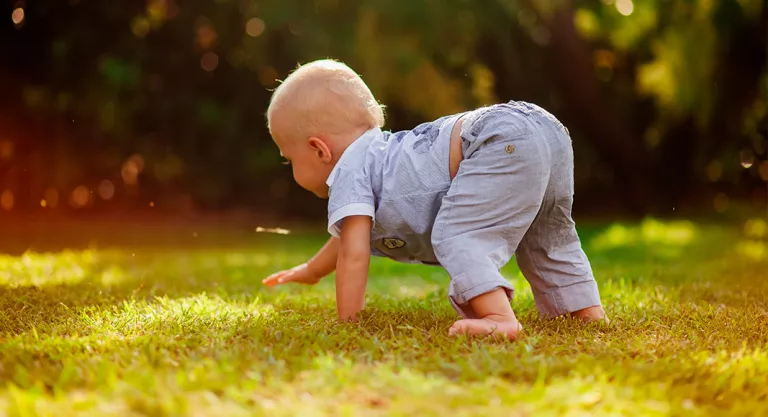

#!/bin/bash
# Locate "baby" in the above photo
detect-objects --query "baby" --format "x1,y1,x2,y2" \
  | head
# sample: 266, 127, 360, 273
262, 59, 606, 339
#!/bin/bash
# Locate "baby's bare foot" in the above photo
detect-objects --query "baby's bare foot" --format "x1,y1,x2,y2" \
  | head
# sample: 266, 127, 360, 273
448, 315, 523, 340
570, 305, 609, 324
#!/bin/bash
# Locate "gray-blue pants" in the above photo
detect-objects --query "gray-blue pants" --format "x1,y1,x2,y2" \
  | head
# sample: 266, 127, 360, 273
431, 102, 602, 318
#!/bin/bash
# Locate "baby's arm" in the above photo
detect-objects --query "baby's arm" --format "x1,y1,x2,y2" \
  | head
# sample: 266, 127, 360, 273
335, 215, 372, 321
307, 237, 340, 278
262, 237, 339, 286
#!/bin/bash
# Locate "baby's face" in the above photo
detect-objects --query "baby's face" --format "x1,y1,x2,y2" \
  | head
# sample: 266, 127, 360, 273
272, 132, 331, 199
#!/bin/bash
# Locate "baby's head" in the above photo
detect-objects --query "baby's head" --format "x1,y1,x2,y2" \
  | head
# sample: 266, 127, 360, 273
267, 59, 384, 198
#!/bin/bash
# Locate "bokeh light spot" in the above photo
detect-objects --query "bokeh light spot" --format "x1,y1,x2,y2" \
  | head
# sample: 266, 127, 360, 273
259, 66, 278, 87
644, 127, 661, 148
44, 188, 60, 208
517, 9, 536, 28
736, 239, 767, 261
744, 218, 768, 239
0, 140, 13, 160
40, 199, 47, 208
122, 162, 139, 185
122, 154, 144, 185
147, 0, 167, 26
98, 180, 115, 200
131, 16, 150, 38
130, 154, 145, 171
70, 186, 91, 208
760, 161, 768, 181
714, 192, 729, 213
594, 49, 615, 82
245, 18, 265, 37
11, 8, 24, 25
530, 26, 551, 46
201, 52, 219, 72
574, 9, 600, 39
196, 24, 218, 50
740, 149, 754, 169
591, 218, 697, 251
706, 161, 723, 182
615, 0, 634, 16
149, 201, 155, 207
1, 190, 14, 211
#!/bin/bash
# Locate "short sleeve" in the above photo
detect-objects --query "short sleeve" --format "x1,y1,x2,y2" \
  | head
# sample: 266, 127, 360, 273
327, 166, 376, 238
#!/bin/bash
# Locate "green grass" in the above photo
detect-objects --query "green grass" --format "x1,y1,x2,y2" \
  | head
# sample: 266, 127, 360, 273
1, 218, 767, 416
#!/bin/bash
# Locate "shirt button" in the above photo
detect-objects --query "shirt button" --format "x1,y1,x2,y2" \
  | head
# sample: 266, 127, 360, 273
505, 144, 515, 154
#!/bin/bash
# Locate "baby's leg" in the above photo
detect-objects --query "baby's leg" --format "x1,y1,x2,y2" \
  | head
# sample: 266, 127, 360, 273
432, 109, 549, 339
514, 124, 605, 322
516, 216, 605, 322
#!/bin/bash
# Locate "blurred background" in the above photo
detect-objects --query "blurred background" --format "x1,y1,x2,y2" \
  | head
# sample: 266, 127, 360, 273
0, 0, 766, 225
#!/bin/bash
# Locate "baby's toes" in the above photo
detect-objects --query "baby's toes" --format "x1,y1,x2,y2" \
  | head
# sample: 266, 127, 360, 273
448, 319, 494, 337
448, 318, 521, 340
448, 321, 465, 336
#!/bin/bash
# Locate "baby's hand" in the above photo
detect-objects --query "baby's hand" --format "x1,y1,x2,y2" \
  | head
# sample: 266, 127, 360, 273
262, 263, 321, 287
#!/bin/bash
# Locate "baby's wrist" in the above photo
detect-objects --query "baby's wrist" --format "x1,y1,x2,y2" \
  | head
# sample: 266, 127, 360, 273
304, 261, 322, 280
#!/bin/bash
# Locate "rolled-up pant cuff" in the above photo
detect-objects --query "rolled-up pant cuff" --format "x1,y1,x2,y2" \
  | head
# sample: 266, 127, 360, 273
448, 270, 514, 319
534, 278, 602, 318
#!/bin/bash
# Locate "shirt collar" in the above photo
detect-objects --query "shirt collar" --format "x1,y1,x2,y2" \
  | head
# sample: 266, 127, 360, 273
325, 127, 381, 188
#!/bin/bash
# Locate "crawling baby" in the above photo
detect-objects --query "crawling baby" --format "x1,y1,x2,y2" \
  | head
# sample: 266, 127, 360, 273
262, 59, 607, 339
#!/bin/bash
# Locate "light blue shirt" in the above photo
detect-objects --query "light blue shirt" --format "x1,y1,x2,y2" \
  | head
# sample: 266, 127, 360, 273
326, 114, 465, 264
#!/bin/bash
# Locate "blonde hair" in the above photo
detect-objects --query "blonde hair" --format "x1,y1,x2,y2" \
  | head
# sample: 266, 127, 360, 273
266, 59, 385, 139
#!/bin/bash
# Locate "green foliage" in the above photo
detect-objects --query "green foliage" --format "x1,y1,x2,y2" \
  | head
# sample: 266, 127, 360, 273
0, 219, 767, 415
1, 0, 765, 212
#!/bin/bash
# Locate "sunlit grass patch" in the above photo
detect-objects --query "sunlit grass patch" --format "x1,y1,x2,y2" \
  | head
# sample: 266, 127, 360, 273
587, 217, 704, 262
0, 251, 100, 287
0, 219, 766, 416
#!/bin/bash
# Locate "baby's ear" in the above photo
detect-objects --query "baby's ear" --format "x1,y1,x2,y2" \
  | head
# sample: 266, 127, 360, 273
308, 137, 333, 163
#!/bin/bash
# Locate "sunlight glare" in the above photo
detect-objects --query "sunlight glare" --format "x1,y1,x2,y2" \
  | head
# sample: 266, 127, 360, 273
255, 227, 291, 235
0, 250, 98, 287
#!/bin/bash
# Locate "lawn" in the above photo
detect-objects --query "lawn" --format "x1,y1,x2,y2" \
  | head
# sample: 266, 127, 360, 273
0, 218, 767, 416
